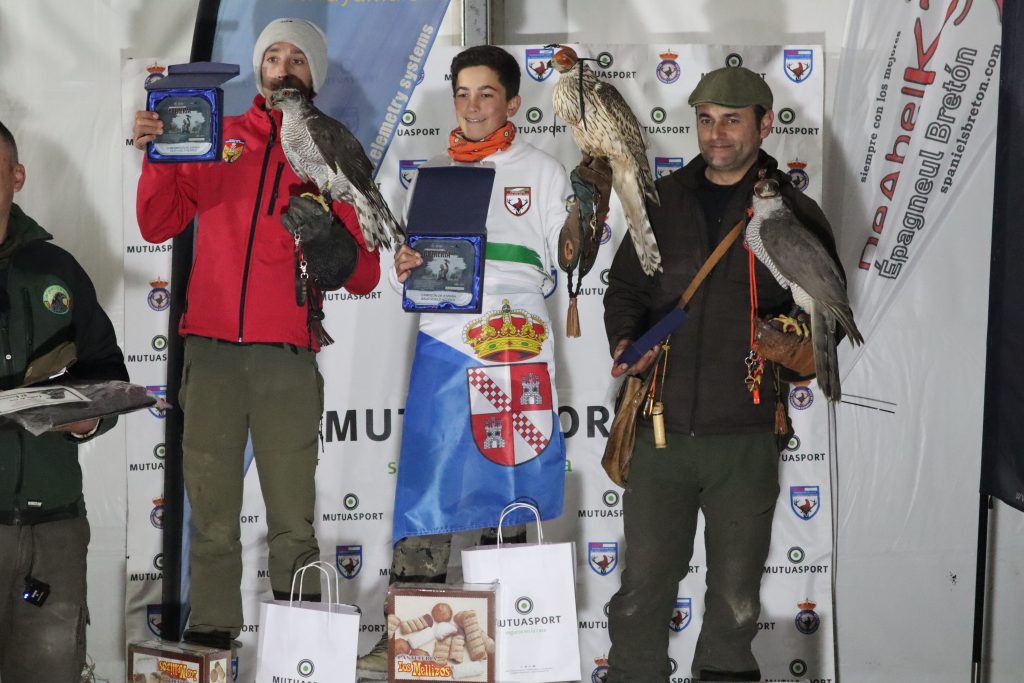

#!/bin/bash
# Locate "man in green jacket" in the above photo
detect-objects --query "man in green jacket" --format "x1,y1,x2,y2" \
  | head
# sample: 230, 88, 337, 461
0, 119, 129, 683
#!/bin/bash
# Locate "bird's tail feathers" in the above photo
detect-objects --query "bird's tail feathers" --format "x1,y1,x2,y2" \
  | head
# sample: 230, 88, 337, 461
830, 302, 864, 346
639, 161, 660, 207
615, 170, 662, 276
811, 309, 842, 402
353, 191, 399, 252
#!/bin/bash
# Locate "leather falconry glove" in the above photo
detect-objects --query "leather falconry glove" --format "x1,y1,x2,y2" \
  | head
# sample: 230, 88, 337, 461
281, 194, 358, 291
754, 314, 817, 380
558, 155, 613, 337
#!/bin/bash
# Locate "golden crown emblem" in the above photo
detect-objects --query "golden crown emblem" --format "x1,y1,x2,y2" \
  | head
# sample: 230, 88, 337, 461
152, 496, 165, 506
594, 656, 609, 667
463, 299, 547, 361
149, 278, 168, 289
659, 50, 679, 61
146, 64, 165, 74
798, 599, 817, 611
788, 159, 808, 170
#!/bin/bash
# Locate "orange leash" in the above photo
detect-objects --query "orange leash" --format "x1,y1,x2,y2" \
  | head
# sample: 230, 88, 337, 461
743, 215, 764, 405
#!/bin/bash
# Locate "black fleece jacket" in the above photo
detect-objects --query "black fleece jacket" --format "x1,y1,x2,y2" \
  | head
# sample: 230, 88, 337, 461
603, 150, 840, 436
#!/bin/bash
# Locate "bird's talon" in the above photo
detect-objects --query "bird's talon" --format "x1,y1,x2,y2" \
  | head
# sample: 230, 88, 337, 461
300, 191, 331, 213
773, 314, 805, 336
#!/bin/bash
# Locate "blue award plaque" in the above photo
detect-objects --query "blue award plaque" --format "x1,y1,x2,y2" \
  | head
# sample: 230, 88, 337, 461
402, 166, 495, 313
144, 62, 239, 163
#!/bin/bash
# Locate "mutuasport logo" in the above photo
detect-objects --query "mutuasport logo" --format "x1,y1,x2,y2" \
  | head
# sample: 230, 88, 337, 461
297, 658, 315, 677
515, 596, 534, 615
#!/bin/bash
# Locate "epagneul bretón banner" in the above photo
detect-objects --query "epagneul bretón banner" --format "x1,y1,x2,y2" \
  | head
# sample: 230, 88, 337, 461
833, 0, 1002, 362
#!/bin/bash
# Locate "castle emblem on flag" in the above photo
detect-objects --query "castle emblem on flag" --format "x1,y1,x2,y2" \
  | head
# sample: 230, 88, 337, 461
482, 417, 506, 450
520, 372, 544, 405
467, 362, 553, 466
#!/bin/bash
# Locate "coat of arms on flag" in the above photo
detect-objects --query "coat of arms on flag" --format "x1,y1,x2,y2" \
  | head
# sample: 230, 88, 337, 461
467, 362, 553, 466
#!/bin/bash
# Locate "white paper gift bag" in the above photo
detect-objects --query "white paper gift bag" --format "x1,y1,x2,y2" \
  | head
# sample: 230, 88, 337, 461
254, 561, 360, 683
461, 502, 581, 683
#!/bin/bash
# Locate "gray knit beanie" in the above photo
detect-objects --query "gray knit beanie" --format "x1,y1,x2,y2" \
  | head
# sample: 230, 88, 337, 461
253, 18, 328, 95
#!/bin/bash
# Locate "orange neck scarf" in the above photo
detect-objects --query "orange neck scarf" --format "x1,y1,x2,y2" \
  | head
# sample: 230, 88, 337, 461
447, 122, 516, 162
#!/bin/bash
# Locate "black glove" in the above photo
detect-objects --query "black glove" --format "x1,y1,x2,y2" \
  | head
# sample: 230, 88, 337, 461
281, 195, 358, 291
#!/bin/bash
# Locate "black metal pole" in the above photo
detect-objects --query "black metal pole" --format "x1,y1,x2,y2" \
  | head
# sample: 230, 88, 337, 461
159, 0, 221, 642
971, 495, 991, 683
974, 0, 1019, 677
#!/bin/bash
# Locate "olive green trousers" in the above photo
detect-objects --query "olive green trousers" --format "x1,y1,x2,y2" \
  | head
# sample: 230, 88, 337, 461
608, 427, 780, 681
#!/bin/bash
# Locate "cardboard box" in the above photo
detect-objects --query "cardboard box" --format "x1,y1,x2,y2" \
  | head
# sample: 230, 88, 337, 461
128, 639, 231, 683
387, 582, 497, 682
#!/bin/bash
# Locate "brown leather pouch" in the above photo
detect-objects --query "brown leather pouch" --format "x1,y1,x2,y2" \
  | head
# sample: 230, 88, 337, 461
601, 360, 659, 487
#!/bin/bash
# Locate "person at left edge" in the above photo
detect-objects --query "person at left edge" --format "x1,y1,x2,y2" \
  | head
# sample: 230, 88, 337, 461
133, 18, 381, 649
0, 119, 129, 683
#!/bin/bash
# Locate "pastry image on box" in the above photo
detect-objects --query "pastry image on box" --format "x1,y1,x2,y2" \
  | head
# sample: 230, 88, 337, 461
128, 639, 230, 683
386, 583, 496, 682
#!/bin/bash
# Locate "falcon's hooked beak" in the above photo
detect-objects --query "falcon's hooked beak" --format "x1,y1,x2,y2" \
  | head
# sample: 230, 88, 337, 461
754, 177, 781, 198
268, 88, 299, 110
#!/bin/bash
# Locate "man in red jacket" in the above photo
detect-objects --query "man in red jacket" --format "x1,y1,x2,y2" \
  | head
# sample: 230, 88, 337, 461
133, 18, 380, 649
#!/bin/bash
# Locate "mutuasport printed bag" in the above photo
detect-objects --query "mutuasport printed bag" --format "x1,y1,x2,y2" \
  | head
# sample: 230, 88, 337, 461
254, 561, 361, 683
461, 501, 581, 683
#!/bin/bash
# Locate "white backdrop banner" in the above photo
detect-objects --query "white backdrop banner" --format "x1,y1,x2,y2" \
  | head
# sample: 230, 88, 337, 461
120, 52, 182, 655
823, 2, 1001, 680
833, 0, 1002, 360
123, 44, 835, 682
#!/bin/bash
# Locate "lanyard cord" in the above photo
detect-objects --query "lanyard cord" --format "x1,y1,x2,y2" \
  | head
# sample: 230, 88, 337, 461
743, 209, 764, 405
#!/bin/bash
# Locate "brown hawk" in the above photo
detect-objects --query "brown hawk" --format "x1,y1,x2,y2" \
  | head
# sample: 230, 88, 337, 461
551, 45, 661, 275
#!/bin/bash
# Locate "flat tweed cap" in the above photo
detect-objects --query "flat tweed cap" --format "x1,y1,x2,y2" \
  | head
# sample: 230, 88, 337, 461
688, 66, 773, 109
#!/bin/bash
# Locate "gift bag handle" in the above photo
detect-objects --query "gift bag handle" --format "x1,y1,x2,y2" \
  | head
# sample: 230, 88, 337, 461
290, 560, 341, 613
497, 501, 544, 547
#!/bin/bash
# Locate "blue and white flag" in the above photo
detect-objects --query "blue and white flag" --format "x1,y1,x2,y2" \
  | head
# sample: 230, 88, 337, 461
392, 293, 566, 540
